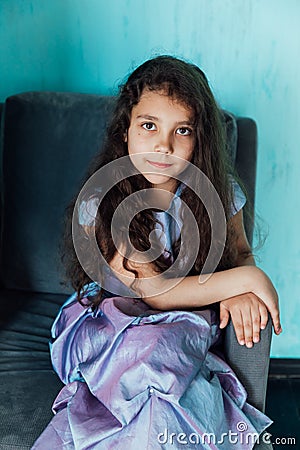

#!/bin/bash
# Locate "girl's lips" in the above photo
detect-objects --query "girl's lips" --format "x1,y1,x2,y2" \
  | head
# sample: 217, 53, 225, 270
147, 160, 173, 169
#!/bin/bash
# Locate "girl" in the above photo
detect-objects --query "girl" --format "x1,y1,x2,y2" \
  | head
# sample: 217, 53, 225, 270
33, 56, 281, 449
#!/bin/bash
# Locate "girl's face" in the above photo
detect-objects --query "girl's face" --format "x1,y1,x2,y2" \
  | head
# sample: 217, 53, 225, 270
126, 89, 195, 192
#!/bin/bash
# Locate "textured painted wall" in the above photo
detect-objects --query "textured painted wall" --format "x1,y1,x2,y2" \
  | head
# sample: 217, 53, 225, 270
0, 0, 299, 357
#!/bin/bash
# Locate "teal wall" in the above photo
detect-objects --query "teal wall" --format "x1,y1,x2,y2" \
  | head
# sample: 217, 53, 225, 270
1, 0, 299, 357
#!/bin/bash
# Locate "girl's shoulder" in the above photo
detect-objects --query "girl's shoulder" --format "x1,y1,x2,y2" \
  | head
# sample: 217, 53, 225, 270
228, 175, 246, 216
178, 176, 246, 217
78, 189, 102, 227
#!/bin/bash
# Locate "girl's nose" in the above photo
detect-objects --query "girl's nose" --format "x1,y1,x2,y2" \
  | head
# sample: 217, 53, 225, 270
154, 135, 173, 154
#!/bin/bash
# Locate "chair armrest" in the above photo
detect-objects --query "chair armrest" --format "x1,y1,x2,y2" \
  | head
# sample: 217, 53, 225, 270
223, 315, 272, 413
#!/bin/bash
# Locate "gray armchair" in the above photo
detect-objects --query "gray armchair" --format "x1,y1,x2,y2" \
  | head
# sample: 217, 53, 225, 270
0, 92, 272, 449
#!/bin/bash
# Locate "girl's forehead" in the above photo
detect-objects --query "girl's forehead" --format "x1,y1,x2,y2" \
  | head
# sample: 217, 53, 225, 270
132, 88, 194, 119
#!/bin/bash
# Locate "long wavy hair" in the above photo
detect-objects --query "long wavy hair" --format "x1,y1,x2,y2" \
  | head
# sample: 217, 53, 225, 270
63, 55, 247, 307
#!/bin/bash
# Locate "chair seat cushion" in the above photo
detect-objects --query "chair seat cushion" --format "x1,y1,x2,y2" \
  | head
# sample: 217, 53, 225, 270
0, 289, 66, 449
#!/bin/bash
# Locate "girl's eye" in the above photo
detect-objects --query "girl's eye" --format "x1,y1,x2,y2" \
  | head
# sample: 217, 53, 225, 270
176, 127, 192, 136
142, 122, 156, 131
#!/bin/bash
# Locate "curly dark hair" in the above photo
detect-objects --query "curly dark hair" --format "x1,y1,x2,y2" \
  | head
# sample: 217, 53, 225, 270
63, 55, 247, 307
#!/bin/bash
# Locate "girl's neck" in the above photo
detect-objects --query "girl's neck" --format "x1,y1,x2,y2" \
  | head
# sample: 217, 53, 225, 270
149, 182, 179, 211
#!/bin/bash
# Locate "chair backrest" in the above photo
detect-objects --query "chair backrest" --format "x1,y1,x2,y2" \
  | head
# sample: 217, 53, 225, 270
0, 92, 115, 294
0, 92, 257, 295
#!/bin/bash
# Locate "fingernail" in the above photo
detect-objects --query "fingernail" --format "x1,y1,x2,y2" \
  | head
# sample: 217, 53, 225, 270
239, 339, 245, 345
253, 336, 259, 343
260, 324, 266, 330
246, 342, 253, 348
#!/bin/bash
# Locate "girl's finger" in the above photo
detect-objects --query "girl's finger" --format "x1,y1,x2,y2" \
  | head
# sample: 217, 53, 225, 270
259, 303, 269, 331
219, 304, 230, 329
242, 305, 254, 348
268, 303, 282, 334
231, 310, 245, 346
251, 303, 261, 344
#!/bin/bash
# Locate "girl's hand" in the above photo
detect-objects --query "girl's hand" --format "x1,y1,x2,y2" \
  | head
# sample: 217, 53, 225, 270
219, 293, 270, 348
219, 265, 282, 348
249, 266, 282, 336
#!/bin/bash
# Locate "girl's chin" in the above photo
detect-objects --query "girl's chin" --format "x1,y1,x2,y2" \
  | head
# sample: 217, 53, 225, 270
143, 174, 177, 190
145, 174, 170, 182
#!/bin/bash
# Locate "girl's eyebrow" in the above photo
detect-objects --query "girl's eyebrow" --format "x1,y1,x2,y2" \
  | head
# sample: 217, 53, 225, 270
136, 114, 159, 121
136, 114, 193, 126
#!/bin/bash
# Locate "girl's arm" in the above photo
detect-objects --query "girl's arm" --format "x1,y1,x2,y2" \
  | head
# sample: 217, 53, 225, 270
109, 246, 281, 337
230, 210, 256, 267
218, 209, 282, 347
86, 205, 281, 346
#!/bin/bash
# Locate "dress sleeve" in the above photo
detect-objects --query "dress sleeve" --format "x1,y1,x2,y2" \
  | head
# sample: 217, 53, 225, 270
78, 195, 100, 226
230, 177, 246, 217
